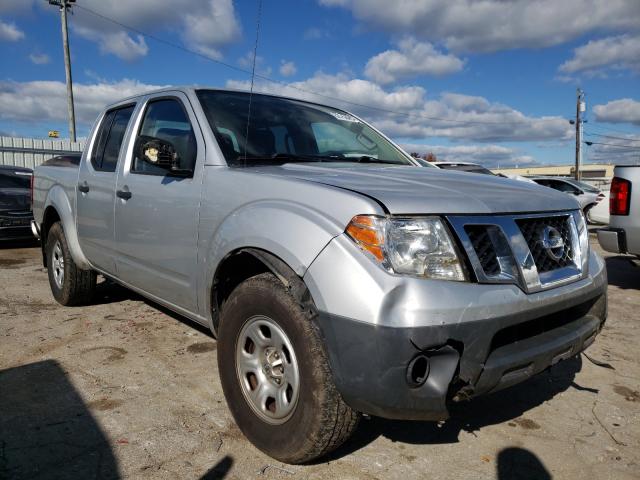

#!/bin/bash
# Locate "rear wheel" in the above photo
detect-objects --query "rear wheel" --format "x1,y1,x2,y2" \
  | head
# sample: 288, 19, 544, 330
217, 273, 359, 464
46, 222, 96, 306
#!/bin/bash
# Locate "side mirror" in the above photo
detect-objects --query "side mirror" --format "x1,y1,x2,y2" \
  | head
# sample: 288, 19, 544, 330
135, 135, 192, 176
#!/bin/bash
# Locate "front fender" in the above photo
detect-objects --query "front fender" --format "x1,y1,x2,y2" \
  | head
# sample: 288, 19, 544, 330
44, 186, 91, 270
202, 200, 347, 315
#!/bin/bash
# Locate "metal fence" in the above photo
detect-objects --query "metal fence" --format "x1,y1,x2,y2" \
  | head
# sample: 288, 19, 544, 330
0, 136, 85, 170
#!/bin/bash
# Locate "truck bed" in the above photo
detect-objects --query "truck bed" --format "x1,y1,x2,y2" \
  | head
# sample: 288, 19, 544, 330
32, 164, 79, 226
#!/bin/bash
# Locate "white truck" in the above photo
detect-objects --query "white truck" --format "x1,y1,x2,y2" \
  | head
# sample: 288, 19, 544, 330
598, 165, 640, 258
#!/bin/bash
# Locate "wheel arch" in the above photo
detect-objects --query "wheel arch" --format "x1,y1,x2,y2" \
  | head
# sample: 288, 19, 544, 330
41, 205, 61, 267
41, 186, 91, 270
210, 247, 314, 335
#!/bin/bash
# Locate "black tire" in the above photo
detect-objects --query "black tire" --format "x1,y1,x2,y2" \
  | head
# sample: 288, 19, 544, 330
46, 222, 96, 306
217, 273, 359, 464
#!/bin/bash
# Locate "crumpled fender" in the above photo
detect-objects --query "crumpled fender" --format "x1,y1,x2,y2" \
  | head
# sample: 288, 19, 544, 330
201, 199, 346, 317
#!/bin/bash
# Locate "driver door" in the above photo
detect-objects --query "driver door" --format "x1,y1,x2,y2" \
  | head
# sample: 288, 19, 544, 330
113, 93, 204, 312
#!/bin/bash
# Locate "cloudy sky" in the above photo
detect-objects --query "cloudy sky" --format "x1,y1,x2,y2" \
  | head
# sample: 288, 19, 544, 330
0, 0, 639, 167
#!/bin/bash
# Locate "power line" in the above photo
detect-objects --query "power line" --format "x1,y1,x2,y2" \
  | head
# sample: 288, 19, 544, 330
584, 140, 639, 149
587, 123, 638, 135
585, 132, 640, 142
74, 3, 534, 128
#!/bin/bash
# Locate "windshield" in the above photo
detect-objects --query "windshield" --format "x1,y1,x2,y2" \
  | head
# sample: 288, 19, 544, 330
196, 90, 413, 166
0, 171, 31, 189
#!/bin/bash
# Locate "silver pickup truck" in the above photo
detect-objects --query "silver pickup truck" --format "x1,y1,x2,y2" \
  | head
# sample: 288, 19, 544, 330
32, 87, 607, 463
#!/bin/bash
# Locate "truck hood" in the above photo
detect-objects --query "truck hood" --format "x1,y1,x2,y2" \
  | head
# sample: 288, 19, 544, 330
249, 163, 579, 215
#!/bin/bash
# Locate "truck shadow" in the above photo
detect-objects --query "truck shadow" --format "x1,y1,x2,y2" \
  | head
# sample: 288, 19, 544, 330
92, 278, 213, 337
605, 255, 639, 290
91, 278, 142, 305
0, 239, 39, 250
327, 355, 583, 460
0, 359, 120, 479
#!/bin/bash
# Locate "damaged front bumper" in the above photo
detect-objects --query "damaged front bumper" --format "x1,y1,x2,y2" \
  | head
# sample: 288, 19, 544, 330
304, 234, 608, 420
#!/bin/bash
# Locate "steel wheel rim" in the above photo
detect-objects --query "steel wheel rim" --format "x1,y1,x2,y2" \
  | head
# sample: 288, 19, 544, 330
235, 315, 300, 425
52, 241, 64, 289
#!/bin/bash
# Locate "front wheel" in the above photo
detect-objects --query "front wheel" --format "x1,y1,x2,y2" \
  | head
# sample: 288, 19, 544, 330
46, 222, 96, 306
217, 273, 359, 464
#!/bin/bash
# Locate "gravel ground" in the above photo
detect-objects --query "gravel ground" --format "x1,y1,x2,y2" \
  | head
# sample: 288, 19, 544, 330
0, 236, 638, 480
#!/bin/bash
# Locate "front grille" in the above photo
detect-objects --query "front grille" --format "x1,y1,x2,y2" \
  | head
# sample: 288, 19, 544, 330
447, 211, 584, 293
465, 225, 500, 276
516, 216, 573, 273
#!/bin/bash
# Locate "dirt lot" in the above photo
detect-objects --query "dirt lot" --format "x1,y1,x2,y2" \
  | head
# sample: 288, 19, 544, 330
0, 236, 638, 480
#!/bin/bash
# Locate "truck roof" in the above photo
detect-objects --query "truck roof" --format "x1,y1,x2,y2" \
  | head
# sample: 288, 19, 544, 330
104, 86, 342, 113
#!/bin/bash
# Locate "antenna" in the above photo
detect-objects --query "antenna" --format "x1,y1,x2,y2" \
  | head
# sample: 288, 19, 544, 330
243, 0, 263, 165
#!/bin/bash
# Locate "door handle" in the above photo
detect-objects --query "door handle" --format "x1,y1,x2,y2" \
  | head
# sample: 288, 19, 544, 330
78, 183, 90, 193
116, 189, 132, 200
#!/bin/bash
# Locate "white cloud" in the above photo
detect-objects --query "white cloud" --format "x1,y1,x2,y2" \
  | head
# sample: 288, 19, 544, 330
279, 60, 297, 77
593, 98, 640, 125
365, 37, 464, 84
225, 72, 572, 143
0, 19, 24, 41
318, 0, 640, 53
559, 34, 640, 75
65, 0, 241, 61
0, 79, 164, 126
401, 143, 536, 167
29, 53, 50, 65
74, 26, 148, 62
182, 0, 241, 59
0, 0, 36, 14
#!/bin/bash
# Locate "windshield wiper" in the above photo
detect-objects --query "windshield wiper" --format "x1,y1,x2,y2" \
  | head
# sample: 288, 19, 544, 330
234, 153, 346, 163
354, 155, 399, 164
235, 153, 315, 163
233, 153, 399, 165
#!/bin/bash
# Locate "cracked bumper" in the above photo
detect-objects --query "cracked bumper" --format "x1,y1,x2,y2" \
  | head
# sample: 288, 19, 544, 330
305, 234, 608, 420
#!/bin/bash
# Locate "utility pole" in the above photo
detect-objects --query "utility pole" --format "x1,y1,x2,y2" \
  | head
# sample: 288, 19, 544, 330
574, 88, 585, 181
49, 0, 76, 142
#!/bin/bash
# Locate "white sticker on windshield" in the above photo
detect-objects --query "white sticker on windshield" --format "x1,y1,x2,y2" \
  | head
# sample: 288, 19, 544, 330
330, 112, 360, 123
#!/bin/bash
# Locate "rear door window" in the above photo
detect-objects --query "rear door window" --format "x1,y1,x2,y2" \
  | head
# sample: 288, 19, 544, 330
90, 105, 135, 172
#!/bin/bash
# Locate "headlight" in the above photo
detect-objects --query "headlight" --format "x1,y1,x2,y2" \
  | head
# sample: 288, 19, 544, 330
346, 215, 467, 281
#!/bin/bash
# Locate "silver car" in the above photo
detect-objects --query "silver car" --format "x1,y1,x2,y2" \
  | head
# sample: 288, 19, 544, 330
531, 177, 605, 223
